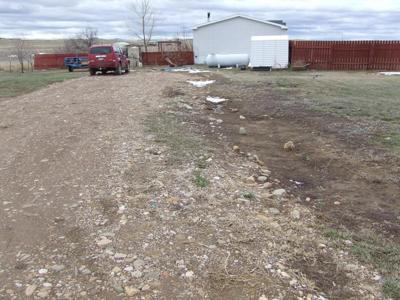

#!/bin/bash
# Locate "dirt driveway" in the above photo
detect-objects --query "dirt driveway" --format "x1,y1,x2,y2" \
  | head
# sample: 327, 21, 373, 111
0, 70, 382, 299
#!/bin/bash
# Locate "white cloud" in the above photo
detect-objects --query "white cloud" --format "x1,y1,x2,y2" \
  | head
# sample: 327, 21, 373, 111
0, 0, 399, 40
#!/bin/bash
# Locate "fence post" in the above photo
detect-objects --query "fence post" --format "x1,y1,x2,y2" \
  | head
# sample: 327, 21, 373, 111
368, 42, 374, 70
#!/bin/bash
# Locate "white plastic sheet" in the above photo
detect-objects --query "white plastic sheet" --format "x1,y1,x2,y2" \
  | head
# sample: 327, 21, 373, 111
187, 80, 215, 87
206, 96, 228, 104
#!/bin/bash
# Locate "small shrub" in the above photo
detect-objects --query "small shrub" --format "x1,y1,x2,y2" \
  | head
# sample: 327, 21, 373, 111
194, 174, 209, 188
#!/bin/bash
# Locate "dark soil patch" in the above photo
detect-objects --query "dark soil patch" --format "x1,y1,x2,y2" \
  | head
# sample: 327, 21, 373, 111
198, 75, 400, 241
292, 253, 355, 299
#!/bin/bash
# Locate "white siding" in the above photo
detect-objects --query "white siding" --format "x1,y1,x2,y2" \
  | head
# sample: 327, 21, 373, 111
193, 17, 287, 64
250, 35, 289, 69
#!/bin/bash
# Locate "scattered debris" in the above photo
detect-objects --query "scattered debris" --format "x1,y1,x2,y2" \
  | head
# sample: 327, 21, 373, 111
379, 72, 400, 76
187, 80, 215, 87
161, 67, 210, 74
233, 145, 240, 153
206, 96, 228, 104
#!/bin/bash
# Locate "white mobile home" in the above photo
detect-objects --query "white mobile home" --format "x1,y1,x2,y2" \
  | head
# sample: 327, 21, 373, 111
193, 15, 288, 64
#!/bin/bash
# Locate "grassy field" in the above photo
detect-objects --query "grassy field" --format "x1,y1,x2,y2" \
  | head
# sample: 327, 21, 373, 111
228, 71, 400, 122
223, 70, 400, 154
211, 69, 400, 298
0, 70, 87, 98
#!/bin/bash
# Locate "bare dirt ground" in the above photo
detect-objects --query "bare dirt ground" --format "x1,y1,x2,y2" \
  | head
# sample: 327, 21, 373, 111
0, 69, 386, 299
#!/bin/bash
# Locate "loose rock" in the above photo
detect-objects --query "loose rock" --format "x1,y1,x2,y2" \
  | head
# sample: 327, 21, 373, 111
125, 286, 140, 297
239, 127, 247, 135
272, 189, 286, 200
283, 141, 295, 151
257, 176, 268, 183
25, 284, 37, 297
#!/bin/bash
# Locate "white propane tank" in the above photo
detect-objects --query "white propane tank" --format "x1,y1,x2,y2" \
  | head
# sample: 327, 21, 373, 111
206, 54, 249, 68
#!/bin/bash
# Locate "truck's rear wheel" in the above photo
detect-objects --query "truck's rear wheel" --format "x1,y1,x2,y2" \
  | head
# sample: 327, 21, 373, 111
89, 68, 96, 76
125, 64, 130, 73
68, 66, 73, 72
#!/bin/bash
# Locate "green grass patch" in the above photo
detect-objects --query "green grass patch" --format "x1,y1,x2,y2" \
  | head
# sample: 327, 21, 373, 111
0, 70, 86, 98
325, 228, 400, 299
193, 173, 209, 188
243, 191, 255, 200
324, 228, 352, 241
145, 113, 204, 162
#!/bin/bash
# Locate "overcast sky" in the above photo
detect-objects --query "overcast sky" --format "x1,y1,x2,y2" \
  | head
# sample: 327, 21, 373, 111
1, 0, 400, 40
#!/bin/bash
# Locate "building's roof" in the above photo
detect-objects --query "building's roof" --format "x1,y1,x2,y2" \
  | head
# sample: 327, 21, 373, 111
193, 14, 288, 30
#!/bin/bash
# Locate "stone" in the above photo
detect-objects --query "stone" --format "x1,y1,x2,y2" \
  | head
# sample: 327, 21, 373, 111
38, 268, 48, 275
185, 271, 194, 278
216, 119, 223, 124
43, 282, 52, 288
141, 284, 151, 291
132, 270, 143, 278
112, 283, 124, 294
272, 189, 286, 200
112, 266, 122, 273
239, 115, 246, 120
124, 286, 140, 297
50, 264, 65, 272
239, 127, 247, 135
233, 145, 240, 153
244, 176, 256, 184
133, 259, 145, 270
25, 284, 37, 296
269, 208, 280, 215
257, 176, 268, 183
97, 236, 112, 247
259, 294, 268, 300
260, 169, 271, 176
114, 253, 127, 260
124, 266, 133, 272
37, 289, 50, 298
291, 209, 301, 219
283, 141, 295, 151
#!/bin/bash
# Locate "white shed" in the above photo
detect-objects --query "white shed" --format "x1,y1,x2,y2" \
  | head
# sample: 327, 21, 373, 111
193, 15, 288, 64
250, 35, 289, 69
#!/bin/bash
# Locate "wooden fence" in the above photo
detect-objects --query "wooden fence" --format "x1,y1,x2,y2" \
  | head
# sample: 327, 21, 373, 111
141, 51, 194, 66
34, 53, 87, 70
290, 41, 400, 70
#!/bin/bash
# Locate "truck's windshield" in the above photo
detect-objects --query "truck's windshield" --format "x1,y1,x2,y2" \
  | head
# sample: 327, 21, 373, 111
90, 47, 112, 54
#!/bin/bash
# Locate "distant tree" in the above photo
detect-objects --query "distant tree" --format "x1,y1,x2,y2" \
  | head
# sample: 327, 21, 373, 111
176, 25, 193, 51
14, 39, 28, 73
64, 27, 99, 52
130, 0, 156, 52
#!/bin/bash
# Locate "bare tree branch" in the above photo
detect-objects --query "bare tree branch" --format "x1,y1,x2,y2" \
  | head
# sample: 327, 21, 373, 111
64, 27, 99, 53
130, 0, 156, 53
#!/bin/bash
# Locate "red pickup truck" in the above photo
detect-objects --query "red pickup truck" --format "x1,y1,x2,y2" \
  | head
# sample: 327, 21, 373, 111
88, 44, 130, 75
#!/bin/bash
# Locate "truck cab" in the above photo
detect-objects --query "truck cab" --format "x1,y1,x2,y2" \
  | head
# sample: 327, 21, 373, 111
88, 44, 130, 75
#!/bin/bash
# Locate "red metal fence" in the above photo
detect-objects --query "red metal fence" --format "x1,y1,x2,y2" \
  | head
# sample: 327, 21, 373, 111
34, 53, 87, 70
290, 41, 400, 70
141, 51, 194, 66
